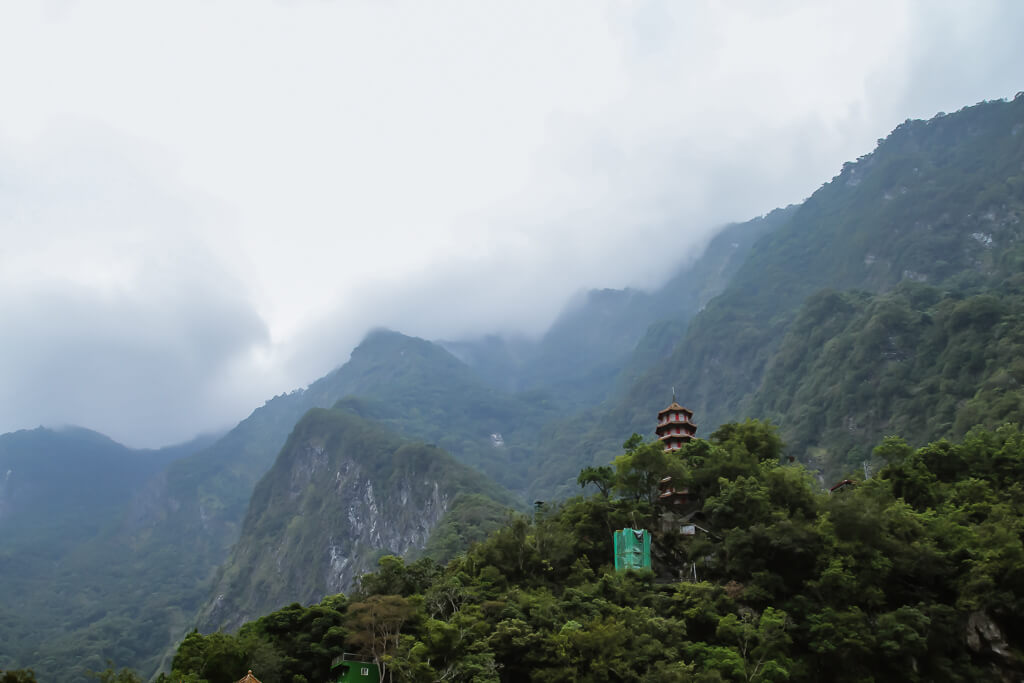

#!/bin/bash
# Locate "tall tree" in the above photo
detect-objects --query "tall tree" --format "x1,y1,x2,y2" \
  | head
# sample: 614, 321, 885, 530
346, 595, 415, 682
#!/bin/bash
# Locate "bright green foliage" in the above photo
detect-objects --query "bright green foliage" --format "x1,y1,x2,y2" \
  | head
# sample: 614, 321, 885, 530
167, 423, 1024, 681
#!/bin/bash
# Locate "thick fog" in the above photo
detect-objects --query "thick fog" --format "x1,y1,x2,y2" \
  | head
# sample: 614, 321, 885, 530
1, 1, 1022, 446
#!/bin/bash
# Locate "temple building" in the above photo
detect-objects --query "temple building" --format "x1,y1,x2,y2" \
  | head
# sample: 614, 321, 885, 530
655, 400, 697, 451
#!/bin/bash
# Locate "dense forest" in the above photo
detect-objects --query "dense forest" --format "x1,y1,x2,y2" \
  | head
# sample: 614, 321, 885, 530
6, 422, 1017, 682
167, 423, 1024, 681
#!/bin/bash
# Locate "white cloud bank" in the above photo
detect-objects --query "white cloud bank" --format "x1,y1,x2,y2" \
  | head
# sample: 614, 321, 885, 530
0, 1, 1021, 446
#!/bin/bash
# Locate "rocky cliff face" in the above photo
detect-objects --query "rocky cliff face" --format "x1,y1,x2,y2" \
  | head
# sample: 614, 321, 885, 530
197, 408, 515, 633
321, 457, 450, 595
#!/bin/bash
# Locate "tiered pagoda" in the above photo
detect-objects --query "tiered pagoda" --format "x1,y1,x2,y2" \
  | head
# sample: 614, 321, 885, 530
655, 399, 697, 451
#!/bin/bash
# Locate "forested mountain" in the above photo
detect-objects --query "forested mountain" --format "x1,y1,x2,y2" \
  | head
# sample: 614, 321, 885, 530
3, 94, 1024, 681
69, 330, 562, 680
113, 221, 800, 676
0, 328, 568, 680
0, 428, 218, 679
182, 87, 1024, 678
527, 94, 1024, 497
139, 327, 553, 593
749, 280, 1024, 478
0, 427, 182, 543
197, 409, 518, 633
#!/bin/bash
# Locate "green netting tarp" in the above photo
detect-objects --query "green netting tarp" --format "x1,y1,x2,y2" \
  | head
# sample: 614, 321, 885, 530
613, 528, 651, 571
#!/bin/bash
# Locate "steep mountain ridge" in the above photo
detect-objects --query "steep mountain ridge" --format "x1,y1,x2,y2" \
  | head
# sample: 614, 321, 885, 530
653, 95, 1024, 436
0, 428, 218, 680
528, 95, 1024, 496
441, 208, 794, 409
197, 408, 517, 632
318, 331, 561, 491
83, 329, 556, 678
0, 330, 544, 680
0, 427, 177, 537
143, 328, 552, 561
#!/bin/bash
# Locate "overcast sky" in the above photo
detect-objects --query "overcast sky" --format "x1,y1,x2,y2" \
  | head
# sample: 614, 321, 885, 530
1, 1, 1021, 447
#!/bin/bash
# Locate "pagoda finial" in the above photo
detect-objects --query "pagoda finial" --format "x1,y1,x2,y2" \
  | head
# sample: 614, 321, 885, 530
672, 386, 676, 404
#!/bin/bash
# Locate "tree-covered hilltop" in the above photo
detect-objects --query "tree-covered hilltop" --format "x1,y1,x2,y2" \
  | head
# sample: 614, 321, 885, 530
163, 422, 1024, 682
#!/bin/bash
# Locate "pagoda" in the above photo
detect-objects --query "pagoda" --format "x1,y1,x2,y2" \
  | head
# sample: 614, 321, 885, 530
655, 399, 697, 451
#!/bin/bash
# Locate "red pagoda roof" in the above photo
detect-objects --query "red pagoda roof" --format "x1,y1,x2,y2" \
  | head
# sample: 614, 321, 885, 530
658, 402, 694, 418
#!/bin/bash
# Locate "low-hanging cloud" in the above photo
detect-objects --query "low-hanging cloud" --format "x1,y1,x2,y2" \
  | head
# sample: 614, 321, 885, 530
0, 124, 274, 446
1, 1, 1023, 446
0, 282, 270, 447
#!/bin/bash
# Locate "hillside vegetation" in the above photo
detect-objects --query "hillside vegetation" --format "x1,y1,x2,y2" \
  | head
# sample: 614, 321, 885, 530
159, 422, 1024, 682
752, 279, 1024, 478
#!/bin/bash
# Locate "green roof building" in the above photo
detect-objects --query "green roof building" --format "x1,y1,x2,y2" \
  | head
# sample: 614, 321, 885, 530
331, 654, 380, 683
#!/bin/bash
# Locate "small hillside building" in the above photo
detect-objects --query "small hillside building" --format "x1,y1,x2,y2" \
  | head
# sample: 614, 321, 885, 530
332, 653, 381, 683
